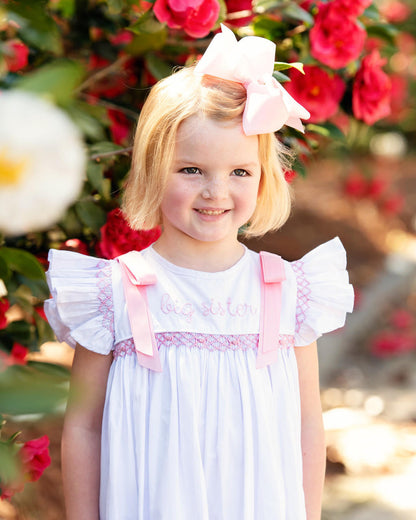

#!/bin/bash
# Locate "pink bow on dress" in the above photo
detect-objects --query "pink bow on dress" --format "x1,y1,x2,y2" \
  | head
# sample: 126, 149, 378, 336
195, 24, 310, 136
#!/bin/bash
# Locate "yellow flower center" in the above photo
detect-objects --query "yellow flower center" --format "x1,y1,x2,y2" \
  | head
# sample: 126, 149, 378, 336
311, 86, 320, 96
0, 148, 27, 186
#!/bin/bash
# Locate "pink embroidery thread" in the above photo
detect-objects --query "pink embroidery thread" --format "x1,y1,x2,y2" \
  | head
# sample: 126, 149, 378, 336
95, 261, 115, 336
113, 333, 295, 359
292, 260, 311, 333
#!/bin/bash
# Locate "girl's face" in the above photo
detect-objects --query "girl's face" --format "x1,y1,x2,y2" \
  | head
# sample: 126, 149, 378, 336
159, 116, 261, 254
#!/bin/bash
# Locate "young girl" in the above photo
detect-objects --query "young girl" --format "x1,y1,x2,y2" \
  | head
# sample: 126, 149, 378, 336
45, 26, 354, 520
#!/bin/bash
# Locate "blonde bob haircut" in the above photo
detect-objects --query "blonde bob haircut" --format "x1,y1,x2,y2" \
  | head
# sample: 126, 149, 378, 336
122, 66, 293, 238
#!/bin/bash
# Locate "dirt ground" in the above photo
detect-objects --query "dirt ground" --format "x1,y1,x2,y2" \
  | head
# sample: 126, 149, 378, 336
1, 155, 415, 520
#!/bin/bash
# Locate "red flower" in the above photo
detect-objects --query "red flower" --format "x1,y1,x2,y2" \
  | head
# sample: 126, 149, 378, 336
381, 193, 404, 216
109, 30, 134, 46
284, 170, 297, 183
371, 331, 415, 357
285, 65, 345, 123
310, 2, 366, 69
4, 39, 29, 72
153, 0, 220, 38
225, 0, 254, 28
353, 50, 392, 125
0, 298, 10, 330
87, 55, 136, 99
390, 309, 414, 330
20, 435, 51, 482
332, 0, 372, 18
343, 171, 368, 198
107, 109, 131, 145
97, 209, 162, 259
10, 343, 28, 365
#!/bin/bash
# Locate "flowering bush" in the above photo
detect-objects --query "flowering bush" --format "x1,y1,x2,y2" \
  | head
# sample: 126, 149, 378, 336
97, 209, 161, 259
0, 0, 414, 502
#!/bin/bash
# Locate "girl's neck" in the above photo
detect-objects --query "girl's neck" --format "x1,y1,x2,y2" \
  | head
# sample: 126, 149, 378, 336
152, 234, 245, 273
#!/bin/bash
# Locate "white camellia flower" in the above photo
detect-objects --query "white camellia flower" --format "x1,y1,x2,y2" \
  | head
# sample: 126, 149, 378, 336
0, 90, 86, 236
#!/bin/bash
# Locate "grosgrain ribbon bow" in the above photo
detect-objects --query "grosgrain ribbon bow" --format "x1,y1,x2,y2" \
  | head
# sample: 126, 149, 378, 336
194, 24, 310, 136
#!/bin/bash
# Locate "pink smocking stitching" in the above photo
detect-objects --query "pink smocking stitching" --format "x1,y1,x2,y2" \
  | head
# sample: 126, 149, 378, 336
292, 260, 311, 333
113, 333, 295, 359
95, 261, 114, 336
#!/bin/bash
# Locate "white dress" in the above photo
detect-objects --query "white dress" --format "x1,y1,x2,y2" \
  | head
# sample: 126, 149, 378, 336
45, 237, 354, 520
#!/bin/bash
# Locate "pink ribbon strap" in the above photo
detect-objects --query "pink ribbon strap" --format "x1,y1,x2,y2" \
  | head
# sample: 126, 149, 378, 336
257, 251, 286, 369
194, 24, 310, 136
117, 252, 162, 372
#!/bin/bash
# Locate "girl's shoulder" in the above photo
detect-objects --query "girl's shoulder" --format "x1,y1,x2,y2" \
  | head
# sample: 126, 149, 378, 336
282, 237, 355, 346
44, 249, 118, 355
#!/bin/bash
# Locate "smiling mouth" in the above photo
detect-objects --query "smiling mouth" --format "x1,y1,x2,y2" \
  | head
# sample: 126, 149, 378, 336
195, 209, 229, 216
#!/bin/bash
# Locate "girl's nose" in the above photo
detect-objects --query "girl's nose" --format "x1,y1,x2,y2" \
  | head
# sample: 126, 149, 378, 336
202, 176, 228, 200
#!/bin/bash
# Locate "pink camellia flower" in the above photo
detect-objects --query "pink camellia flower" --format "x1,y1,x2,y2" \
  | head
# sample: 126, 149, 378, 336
20, 435, 51, 482
353, 50, 392, 125
153, 0, 220, 38
310, 2, 367, 69
97, 209, 161, 259
380, 0, 412, 23
0, 298, 10, 329
285, 65, 345, 123
332, 0, 372, 18
4, 39, 29, 72
225, 0, 254, 28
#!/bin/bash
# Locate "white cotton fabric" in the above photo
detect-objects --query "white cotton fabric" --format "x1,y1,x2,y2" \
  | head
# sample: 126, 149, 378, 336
44, 237, 354, 520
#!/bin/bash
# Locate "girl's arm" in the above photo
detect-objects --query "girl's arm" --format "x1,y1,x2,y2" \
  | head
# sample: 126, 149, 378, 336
295, 341, 326, 520
62, 344, 113, 520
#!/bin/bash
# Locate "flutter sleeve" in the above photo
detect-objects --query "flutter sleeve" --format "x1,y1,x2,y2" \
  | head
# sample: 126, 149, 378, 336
44, 249, 115, 355
291, 237, 354, 347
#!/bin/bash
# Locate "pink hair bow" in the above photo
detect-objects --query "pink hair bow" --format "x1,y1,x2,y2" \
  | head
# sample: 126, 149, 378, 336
195, 24, 310, 136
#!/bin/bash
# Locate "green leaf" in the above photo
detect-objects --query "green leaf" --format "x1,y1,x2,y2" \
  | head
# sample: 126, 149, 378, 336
363, 3, 380, 21
5, 0, 63, 54
292, 157, 306, 177
252, 17, 287, 42
127, 16, 168, 55
366, 23, 399, 45
145, 53, 172, 81
0, 364, 68, 415
89, 141, 124, 157
0, 248, 45, 280
255, 0, 282, 14
15, 60, 85, 105
0, 320, 32, 345
75, 201, 107, 232
274, 62, 305, 74
48, 0, 76, 18
272, 71, 290, 83
0, 256, 11, 281
33, 311, 55, 345
105, 0, 124, 14
28, 361, 70, 380
282, 4, 314, 25
66, 102, 107, 141
306, 122, 345, 141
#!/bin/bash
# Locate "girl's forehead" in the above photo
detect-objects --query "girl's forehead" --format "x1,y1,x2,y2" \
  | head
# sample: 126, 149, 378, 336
174, 115, 260, 166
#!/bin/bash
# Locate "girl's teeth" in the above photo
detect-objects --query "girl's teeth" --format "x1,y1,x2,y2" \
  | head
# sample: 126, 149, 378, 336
198, 209, 225, 215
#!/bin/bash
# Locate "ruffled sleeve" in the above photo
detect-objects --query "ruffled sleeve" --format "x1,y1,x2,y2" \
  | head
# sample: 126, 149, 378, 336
291, 237, 354, 346
44, 249, 115, 355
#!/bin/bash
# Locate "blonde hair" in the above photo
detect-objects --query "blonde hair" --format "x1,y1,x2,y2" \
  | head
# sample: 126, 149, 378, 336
122, 66, 293, 238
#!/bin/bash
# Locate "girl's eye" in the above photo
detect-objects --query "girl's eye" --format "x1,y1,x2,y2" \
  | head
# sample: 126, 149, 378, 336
181, 167, 201, 175
233, 169, 249, 177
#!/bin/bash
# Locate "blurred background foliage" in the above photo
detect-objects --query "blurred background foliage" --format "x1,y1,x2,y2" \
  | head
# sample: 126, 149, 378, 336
0, 0, 415, 501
